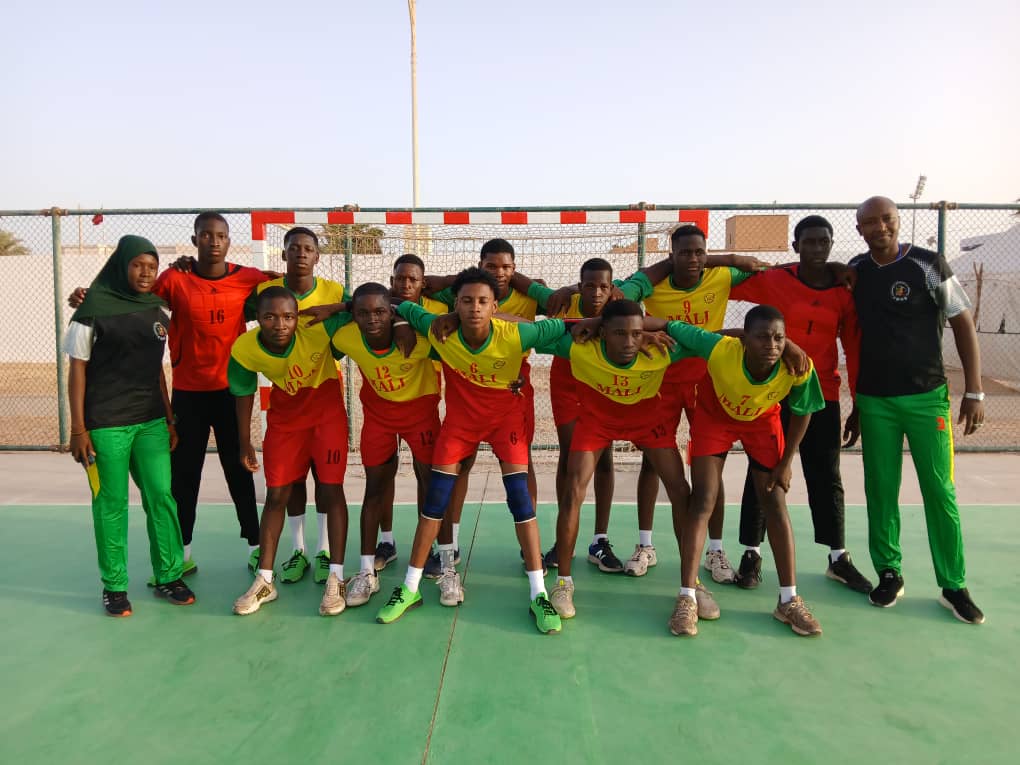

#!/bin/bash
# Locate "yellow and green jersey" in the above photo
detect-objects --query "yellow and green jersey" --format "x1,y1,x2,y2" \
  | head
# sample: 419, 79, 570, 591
244, 276, 348, 325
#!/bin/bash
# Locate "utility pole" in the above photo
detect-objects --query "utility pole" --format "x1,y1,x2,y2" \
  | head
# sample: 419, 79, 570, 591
909, 174, 927, 244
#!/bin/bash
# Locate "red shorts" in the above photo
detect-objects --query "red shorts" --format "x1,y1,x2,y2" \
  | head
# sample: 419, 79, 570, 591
688, 404, 785, 470
570, 398, 677, 452
360, 396, 441, 467
432, 408, 529, 466
657, 380, 698, 431
263, 415, 348, 488
549, 358, 579, 427
521, 362, 535, 441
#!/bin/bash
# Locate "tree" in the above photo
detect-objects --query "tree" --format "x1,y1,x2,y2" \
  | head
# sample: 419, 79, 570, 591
0, 229, 29, 257
319, 223, 384, 255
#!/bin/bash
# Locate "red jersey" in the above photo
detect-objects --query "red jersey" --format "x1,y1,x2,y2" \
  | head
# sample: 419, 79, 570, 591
730, 265, 860, 401
154, 264, 267, 391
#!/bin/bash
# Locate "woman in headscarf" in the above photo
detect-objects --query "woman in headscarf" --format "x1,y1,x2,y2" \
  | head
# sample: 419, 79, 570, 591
64, 235, 196, 616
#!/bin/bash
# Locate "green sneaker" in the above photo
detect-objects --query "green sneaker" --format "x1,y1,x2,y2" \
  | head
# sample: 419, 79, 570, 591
279, 550, 310, 584
530, 594, 562, 635
247, 548, 260, 575
376, 585, 423, 624
147, 558, 197, 587
313, 551, 330, 584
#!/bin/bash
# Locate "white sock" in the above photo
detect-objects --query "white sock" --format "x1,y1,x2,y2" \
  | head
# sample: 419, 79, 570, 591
360, 555, 375, 574
557, 575, 573, 585
404, 566, 424, 593
679, 586, 697, 602
830, 548, 846, 563
592, 533, 608, 545
452, 523, 461, 550
257, 568, 273, 584
380, 530, 395, 545
746, 546, 761, 555
526, 568, 546, 599
288, 514, 306, 552
639, 530, 653, 548
183, 544, 192, 561
438, 543, 456, 570
780, 585, 797, 603
248, 544, 259, 554
329, 563, 344, 580
708, 538, 723, 553
316, 512, 329, 554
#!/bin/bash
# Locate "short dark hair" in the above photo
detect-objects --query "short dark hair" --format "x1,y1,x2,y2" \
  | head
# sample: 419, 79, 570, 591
352, 281, 391, 308
580, 257, 613, 278
744, 304, 784, 332
452, 266, 499, 297
257, 285, 297, 313
793, 215, 834, 242
670, 224, 707, 249
601, 299, 643, 323
393, 253, 425, 272
194, 211, 229, 233
480, 238, 515, 261
283, 226, 319, 250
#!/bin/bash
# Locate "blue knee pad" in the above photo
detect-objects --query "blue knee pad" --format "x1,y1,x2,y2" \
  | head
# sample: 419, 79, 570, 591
503, 471, 535, 523
422, 470, 457, 520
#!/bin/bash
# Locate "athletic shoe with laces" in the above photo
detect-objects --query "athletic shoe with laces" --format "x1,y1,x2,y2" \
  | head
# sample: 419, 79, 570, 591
668, 593, 698, 636
773, 595, 823, 636
153, 579, 196, 606
424, 548, 462, 579
437, 569, 465, 607
549, 578, 575, 619
869, 568, 904, 607
735, 549, 763, 589
247, 548, 260, 575
313, 551, 330, 584
279, 549, 310, 584
376, 585, 423, 624
146, 558, 197, 587
704, 549, 737, 584
373, 541, 397, 571
344, 570, 380, 607
588, 538, 624, 573
939, 587, 985, 624
530, 594, 562, 634
826, 552, 873, 593
319, 572, 347, 616
695, 581, 720, 620
624, 544, 657, 577
102, 589, 132, 617
233, 576, 278, 615
543, 544, 559, 569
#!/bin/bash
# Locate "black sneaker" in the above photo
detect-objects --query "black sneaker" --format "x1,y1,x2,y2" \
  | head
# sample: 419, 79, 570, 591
373, 541, 397, 572
735, 550, 763, 589
868, 568, 904, 607
153, 579, 196, 606
102, 589, 132, 617
543, 544, 559, 569
424, 547, 461, 579
519, 547, 547, 576
939, 588, 985, 624
587, 539, 624, 573
826, 552, 874, 593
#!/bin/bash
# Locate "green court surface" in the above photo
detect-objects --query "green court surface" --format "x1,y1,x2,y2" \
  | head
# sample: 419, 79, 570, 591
1, 500, 1015, 765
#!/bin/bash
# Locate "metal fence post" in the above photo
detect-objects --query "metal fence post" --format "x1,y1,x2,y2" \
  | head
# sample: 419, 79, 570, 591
343, 228, 355, 450
936, 200, 948, 259
50, 208, 68, 447
637, 222, 646, 268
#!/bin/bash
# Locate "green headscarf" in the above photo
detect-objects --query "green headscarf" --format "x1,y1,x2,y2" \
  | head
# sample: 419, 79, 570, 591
70, 235, 166, 322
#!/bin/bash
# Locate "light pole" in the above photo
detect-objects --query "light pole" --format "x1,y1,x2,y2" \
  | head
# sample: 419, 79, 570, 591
909, 174, 927, 244
408, 0, 420, 208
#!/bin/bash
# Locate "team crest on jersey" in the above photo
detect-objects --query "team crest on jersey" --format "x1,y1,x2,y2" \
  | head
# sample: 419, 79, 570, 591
890, 281, 911, 302
640, 371, 653, 380
493, 360, 506, 369
311, 352, 322, 363
153, 322, 167, 341
400, 363, 413, 372
703, 293, 716, 304
767, 392, 778, 400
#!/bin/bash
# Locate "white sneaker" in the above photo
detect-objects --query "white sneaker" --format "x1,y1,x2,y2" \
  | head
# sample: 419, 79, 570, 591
696, 581, 721, 620
704, 549, 737, 584
624, 544, 657, 577
233, 575, 277, 615
550, 578, 576, 618
319, 572, 347, 616
437, 569, 465, 607
344, 570, 380, 607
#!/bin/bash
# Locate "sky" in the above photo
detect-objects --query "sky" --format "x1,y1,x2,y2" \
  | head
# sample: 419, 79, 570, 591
2, 0, 1018, 210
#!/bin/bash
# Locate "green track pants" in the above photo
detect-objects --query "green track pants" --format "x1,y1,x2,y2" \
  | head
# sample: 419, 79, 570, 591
89, 418, 184, 590
856, 384, 966, 590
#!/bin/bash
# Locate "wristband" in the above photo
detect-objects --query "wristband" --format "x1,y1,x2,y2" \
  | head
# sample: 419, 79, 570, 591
393, 320, 409, 327
963, 392, 985, 401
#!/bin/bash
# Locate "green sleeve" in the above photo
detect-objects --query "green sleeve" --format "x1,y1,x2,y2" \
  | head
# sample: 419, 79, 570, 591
433, 287, 456, 308
517, 318, 566, 351
242, 287, 259, 322
397, 301, 437, 335
227, 356, 258, 397
321, 312, 353, 337
729, 266, 754, 286
787, 369, 826, 416
618, 272, 653, 301
665, 321, 722, 361
526, 281, 555, 312
534, 332, 573, 358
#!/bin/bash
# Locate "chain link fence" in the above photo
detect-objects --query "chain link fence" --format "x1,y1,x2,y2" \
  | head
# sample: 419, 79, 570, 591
2, 204, 1017, 454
